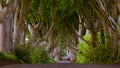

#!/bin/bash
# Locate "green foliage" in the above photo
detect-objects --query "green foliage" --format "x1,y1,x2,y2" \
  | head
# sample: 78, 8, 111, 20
85, 45, 120, 64
0, 52, 10, 60
0, 52, 8, 60
14, 45, 32, 63
76, 33, 120, 64
32, 0, 40, 11
14, 44, 54, 64
76, 34, 92, 63
30, 46, 54, 63
1, 0, 7, 6
0, 52, 18, 61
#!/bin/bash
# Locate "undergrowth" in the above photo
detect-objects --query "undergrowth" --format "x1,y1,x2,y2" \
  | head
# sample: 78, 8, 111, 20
76, 33, 120, 64
13, 44, 54, 64
0, 52, 18, 62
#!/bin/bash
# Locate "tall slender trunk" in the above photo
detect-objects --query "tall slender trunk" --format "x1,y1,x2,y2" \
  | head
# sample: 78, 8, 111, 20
103, 22, 112, 48
13, 6, 19, 46
91, 30, 97, 48
111, 30, 120, 57
13, 0, 26, 46
0, 23, 6, 52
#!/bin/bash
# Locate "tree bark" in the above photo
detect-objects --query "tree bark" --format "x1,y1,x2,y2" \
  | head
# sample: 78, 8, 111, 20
91, 30, 97, 48
0, 23, 6, 52
0, 0, 18, 53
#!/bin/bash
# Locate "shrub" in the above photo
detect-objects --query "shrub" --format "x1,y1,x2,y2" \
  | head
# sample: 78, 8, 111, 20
76, 34, 92, 63
14, 44, 32, 63
30, 46, 54, 63
0, 52, 18, 61
84, 45, 120, 64
0, 52, 9, 60
14, 44, 54, 64
76, 33, 120, 64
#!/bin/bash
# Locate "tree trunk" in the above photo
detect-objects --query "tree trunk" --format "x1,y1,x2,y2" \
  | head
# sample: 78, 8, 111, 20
111, 30, 120, 57
0, 0, 18, 53
0, 23, 6, 52
13, 6, 20, 46
91, 30, 97, 48
4, 16, 13, 53
13, 0, 26, 46
4, 0, 18, 53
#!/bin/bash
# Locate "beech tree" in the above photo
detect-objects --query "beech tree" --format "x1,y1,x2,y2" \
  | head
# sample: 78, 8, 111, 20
0, 0, 17, 53
0, 0, 120, 62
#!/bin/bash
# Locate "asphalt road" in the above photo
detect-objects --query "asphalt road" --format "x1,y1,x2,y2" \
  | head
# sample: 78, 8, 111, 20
1, 64, 120, 68
56, 60, 71, 63
0, 59, 120, 68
